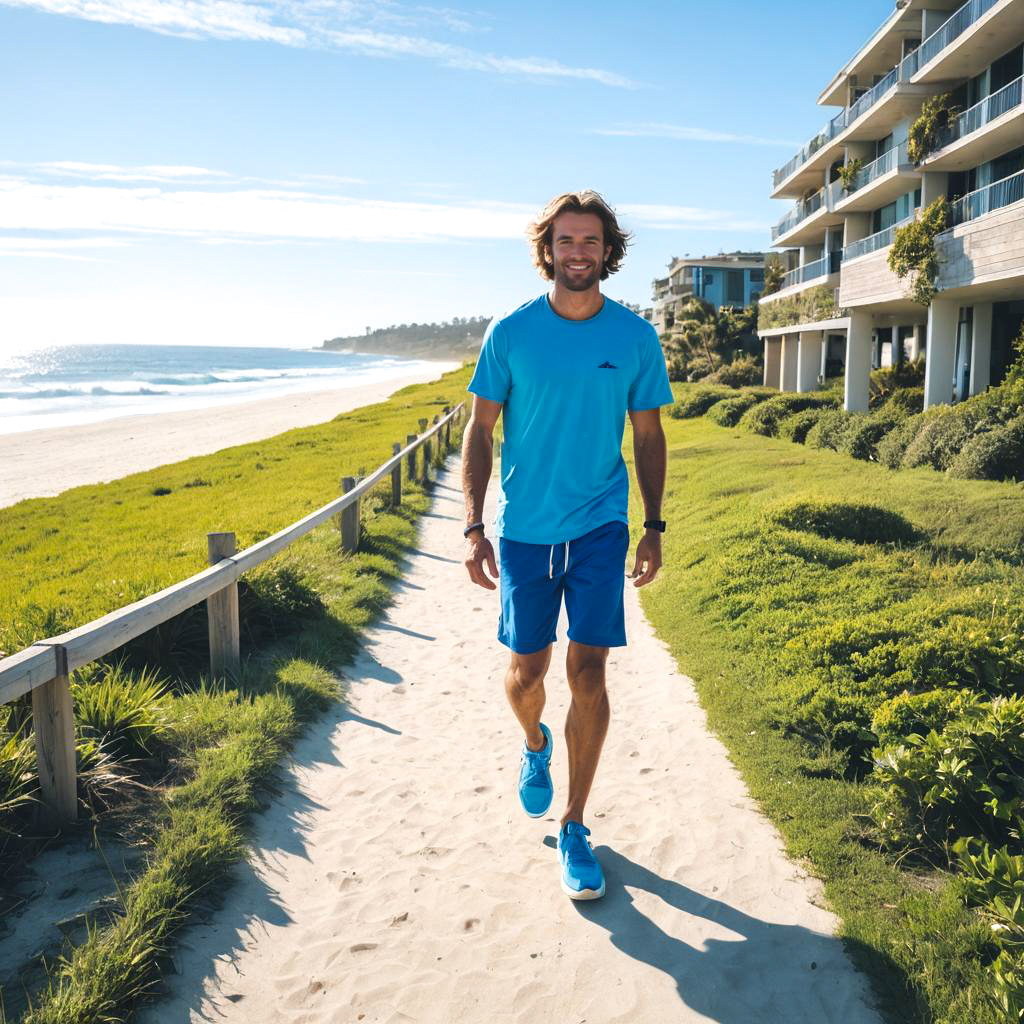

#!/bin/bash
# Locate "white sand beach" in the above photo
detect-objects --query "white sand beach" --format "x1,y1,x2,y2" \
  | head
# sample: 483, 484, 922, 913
140, 465, 882, 1024
0, 364, 458, 509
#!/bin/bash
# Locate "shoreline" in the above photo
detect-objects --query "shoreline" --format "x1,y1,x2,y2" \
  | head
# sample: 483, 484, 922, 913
0, 363, 459, 509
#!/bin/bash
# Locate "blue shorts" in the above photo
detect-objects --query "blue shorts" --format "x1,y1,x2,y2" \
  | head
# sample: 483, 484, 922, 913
497, 521, 630, 654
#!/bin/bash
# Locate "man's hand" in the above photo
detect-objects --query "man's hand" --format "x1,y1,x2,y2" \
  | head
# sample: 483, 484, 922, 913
628, 531, 662, 587
464, 532, 500, 590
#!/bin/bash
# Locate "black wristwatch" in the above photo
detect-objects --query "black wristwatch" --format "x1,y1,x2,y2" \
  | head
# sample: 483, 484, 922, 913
644, 519, 667, 533
463, 522, 485, 538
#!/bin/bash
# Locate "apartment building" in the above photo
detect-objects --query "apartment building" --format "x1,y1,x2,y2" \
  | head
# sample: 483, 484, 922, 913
759, 0, 1024, 411
651, 252, 766, 336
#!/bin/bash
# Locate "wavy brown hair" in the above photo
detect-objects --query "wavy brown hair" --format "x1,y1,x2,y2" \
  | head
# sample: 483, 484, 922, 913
528, 190, 631, 281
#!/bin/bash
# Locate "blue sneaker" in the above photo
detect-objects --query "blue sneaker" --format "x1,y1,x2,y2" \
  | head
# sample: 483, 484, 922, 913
558, 821, 605, 900
518, 723, 553, 817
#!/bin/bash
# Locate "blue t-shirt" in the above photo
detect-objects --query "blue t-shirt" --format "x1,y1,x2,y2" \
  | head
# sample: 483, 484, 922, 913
467, 293, 674, 544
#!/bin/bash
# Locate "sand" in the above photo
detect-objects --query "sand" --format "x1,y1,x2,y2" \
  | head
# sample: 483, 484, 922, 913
0, 364, 458, 509
139, 465, 882, 1024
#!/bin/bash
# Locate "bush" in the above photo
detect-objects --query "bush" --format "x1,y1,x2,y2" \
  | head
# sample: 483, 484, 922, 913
72, 663, 171, 760
878, 412, 926, 469
840, 410, 908, 462
872, 689, 979, 747
769, 499, 920, 545
883, 387, 925, 415
706, 394, 758, 427
704, 355, 762, 388
739, 392, 838, 437
902, 403, 985, 472
670, 386, 732, 419
805, 409, 853, 451
948, 416, 1024, 482
778, 408, 825, 444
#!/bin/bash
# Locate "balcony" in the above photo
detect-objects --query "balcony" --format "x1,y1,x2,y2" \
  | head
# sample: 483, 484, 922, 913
835, 141, 920, 212
842, 214, 915, 263
921, 76, 1024, 171
779, 251, 843, 291
948, 167, 1024, 226
907, 0, 1022, 84
771, 184, 844, 246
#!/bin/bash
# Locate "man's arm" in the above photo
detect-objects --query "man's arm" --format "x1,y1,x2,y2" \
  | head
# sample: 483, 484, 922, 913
461, 394, 503, 590
627, 407, 667, 587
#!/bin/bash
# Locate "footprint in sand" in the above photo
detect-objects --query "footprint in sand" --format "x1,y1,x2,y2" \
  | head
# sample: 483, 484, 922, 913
350, 943, 378, 953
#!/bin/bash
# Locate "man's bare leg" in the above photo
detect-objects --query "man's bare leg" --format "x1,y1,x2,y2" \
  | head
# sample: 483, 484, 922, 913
562, 641, 610, 826
505, 646, 552, 752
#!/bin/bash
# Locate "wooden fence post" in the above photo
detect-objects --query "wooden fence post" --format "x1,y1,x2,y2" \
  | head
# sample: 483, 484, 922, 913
340, 476, 360, 552
32, 645, 77, 827
207, 532, 240, 678
406, 434, 417, 481
391, 442, 402, 506
442, 406, 450, 450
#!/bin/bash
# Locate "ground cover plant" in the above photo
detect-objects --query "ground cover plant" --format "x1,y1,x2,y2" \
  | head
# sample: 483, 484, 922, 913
0, 367, 471, 1021
630, 407, 1024, 1022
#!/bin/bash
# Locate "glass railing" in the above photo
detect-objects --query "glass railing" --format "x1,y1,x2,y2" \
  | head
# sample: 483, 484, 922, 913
773, 0, 1002, 189
948, 168, 1024, 226
840, 141, 911, 196
771, 186, 826, 240
843, 215, 914, 261
936, 75, 1023, 151
779, 251, 843, 290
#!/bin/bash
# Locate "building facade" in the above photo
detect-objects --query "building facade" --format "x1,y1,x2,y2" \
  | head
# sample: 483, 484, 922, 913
759, 0, 1024, 411
650, 252, 767, 336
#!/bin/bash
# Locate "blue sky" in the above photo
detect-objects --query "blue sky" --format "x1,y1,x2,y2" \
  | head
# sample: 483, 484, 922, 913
0, 0, 896, 352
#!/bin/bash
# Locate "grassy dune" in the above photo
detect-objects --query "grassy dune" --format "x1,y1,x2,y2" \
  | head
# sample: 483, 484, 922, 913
632, 400, 1024, 1023
1, 367, 471, 1022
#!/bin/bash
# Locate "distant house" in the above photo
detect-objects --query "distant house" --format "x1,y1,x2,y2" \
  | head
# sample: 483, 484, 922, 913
650, 252, 768, 336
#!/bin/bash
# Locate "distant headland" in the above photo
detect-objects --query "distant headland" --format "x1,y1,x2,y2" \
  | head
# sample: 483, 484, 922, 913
322, 316, 490, 362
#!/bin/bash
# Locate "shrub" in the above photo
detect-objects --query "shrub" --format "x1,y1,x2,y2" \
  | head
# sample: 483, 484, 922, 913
878, 412, 926, 468
902, 403, 985, 472
707, 394, 758, 427
888, 197, 949, 306
805, 409, 853, 451
778, 408, 825, 444
769, 499, 920, 545
948, 416, 1024, 482
704, 356, 762, 388
883, 387, 925, 415
758, 285, 845, 330
0, 724, 37, 821
840, 410, 908, 462
871, 689, 979, 747
72, 663, 171, 760
739, 392, 838, 437
670, 386, 732, 419
871, 361, 926, 407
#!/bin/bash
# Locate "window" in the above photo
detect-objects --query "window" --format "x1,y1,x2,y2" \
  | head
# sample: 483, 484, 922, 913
726, 270, 744, 305
750, 269, 764, 283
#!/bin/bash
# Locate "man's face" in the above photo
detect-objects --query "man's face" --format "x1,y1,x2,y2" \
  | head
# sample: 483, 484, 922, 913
547, 211, 612, 292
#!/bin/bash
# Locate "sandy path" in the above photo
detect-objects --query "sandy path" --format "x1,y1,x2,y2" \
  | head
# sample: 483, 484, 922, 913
0, 364, 457, 509
141, 465, 882, 1024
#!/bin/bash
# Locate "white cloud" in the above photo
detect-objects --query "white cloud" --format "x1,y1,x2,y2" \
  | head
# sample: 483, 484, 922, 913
597, 122, 799, 147
2, 0, 637, 87
620, 204, 768, 232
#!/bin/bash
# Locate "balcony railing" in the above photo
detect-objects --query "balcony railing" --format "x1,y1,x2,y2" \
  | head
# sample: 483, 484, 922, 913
779, 250, 843, 290
773, 0, 1001, 189
948, 168, 1024, 226
843, 215, 914, 262
936, 75, 1023, 151
771, 186, 826, 240
844, 141, 911, 194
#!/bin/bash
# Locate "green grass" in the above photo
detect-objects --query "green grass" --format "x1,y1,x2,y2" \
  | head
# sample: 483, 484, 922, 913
1, 367, 471, 1022
629, 405, 1024, 1023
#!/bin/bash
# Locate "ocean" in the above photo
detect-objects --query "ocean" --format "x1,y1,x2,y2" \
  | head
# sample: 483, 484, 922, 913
0, 344, 445, 435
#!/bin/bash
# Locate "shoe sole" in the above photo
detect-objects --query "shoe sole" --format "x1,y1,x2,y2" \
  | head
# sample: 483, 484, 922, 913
560, 876, 605, 900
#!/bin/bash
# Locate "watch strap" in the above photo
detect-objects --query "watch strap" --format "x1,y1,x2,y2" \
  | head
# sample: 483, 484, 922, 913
644, 519, 667, 533
463, 522, 485, 538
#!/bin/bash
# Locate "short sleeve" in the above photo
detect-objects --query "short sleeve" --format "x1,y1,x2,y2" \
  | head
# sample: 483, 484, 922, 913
628, 326, 674, 411
467, 318, 511, 403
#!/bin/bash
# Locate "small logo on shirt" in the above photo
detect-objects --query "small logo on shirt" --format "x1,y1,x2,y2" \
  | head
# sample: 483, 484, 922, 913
597, 361, 618, 369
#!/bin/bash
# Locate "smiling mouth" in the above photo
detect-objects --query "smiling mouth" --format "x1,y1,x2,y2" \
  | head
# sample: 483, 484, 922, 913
566, 263, 594, 272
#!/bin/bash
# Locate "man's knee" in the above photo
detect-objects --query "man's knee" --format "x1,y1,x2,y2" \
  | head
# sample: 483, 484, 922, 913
508, 648, 550, 692
567, 643, 609, 701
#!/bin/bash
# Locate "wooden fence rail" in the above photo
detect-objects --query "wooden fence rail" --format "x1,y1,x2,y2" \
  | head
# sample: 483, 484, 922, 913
0, 402, 466, 826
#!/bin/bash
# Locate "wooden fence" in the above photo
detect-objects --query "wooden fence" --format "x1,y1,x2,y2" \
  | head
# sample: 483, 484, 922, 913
0, 403, 466, 826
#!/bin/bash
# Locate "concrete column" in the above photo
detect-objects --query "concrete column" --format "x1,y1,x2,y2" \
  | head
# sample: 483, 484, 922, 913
924, 298, 958, 408
844, 311, 873, 412
763, 338, 782, 389
970, 302, 993, 396
911, 323, 925, 362
797, 331, 823, 392
920, 171, 949, 209
781, 334, 799, 392
820, 333, 831, 379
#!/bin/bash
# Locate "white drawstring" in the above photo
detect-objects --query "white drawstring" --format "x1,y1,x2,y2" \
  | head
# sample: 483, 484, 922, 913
549, 544, 554, 579
565, 541, 569, 572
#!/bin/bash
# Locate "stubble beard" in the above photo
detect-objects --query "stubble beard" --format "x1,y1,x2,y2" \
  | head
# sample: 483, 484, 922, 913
552, 259, 602, 293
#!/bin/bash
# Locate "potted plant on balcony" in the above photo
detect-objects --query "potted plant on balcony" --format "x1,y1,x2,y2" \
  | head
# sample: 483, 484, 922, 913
838, 157, 864, 193
907, 94, 958, 164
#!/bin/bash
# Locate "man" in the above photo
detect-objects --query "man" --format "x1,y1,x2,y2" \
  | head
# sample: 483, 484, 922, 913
460, 190, 673, 900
